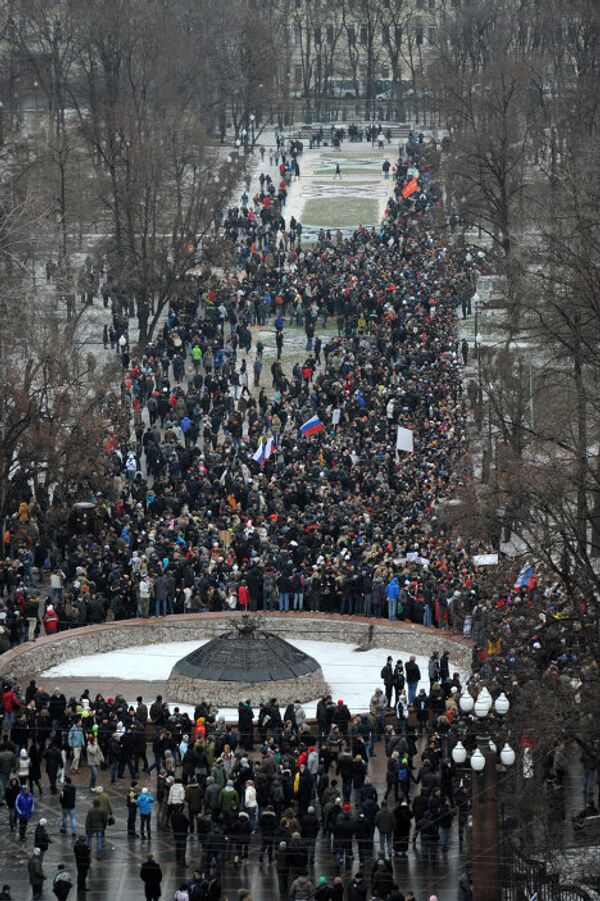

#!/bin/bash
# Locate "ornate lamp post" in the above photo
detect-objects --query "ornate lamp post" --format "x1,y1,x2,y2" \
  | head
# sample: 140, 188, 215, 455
452, 689, 515, 901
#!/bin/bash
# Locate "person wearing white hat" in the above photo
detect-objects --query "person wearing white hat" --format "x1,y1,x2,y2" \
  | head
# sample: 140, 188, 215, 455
28, 848, 45, 900
136, 787, 155, 840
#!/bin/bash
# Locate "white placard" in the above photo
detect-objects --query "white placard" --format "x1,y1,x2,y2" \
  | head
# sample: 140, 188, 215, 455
473, 554, 499, 566
332, 408, 341, 425
396, 426, 414, 453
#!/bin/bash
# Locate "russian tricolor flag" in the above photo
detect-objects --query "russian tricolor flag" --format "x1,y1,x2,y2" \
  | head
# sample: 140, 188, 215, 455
300, 415, 324, 437
252, 437, 276, 465
252, 441, 266, 464
514, 563, 537, 590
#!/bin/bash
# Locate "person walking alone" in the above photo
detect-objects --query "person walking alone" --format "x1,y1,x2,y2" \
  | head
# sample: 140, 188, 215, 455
140, 854, 162, 901
28, 848, 45, 901
51, 864, 72, 901
73, 836, 91, 893
15, 784, 34, 841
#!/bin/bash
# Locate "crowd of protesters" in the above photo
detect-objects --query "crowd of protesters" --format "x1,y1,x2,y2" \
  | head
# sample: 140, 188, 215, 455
0, 132, 487, 650
1, 125, 595, 898
0, 649, 471, 901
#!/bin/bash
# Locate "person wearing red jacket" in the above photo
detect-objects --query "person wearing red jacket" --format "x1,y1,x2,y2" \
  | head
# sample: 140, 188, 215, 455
43, 605, 59, 634
2, 686, 19, 738
238, 583, 250, 608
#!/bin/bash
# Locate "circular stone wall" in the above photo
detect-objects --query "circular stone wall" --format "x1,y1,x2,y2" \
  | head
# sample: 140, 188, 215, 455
0, 612, 473, 682
167, 668, 329, 707
166, 628, 329, 706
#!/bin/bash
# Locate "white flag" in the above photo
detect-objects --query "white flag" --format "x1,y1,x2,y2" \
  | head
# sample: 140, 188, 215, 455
252, 441, 265, 463
396, 426, 414, 453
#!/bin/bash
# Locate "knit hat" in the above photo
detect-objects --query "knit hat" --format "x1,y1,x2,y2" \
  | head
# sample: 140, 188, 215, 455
319, 877, 327, 885
342, 803, 351, 811
40, 818, 47, 826
141, 787, 149, 794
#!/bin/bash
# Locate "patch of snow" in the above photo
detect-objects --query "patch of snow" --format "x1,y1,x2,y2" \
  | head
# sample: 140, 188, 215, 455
41, 639, 466, 720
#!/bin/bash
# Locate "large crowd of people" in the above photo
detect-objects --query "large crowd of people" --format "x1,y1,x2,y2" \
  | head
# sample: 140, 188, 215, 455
0, 130, 484, 646
1, 127, 594, 900
0, 650, 471, 900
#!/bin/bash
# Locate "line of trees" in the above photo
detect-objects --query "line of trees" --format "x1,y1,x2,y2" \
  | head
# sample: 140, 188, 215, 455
0, 0, 282, 525
435, 0, 600, 649
271, 0, 433, 121
0, 0, 281, 341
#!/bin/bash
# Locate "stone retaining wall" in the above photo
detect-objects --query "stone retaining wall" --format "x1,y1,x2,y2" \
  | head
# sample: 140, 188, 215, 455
0, 612, 472, 681
166, 668, 329, 707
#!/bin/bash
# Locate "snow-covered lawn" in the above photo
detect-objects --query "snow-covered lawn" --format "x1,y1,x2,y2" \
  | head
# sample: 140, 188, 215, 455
42, 639, 466, 719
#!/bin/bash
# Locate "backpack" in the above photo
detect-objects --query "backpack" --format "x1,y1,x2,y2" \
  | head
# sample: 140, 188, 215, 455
398, 763, 408, 782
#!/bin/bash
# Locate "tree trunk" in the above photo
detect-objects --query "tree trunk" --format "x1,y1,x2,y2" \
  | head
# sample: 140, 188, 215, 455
574, 320, 588, 555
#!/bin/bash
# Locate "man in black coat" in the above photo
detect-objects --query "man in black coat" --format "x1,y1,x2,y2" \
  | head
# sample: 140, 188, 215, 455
73, 836, 90, 891
171, 808, 190, 865
332, 701, 351, 736
238, 702, 254, 751
380, 657, 394, 707
202, 823, 226, 877
405, 656, 421, 705
140, 854, 162, 900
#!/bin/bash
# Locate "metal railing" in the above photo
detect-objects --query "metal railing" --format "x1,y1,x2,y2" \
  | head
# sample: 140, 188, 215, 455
502, 838, 594, 901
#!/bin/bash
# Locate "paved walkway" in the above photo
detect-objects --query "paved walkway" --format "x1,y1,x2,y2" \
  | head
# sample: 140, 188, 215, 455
0, 735, 467, 901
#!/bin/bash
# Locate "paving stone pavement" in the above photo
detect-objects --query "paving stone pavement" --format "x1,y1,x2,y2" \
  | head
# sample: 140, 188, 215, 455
0, 735, 468, 900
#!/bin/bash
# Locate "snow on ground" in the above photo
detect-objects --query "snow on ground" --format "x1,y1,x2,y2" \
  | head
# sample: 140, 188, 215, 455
41, 639, 466, 720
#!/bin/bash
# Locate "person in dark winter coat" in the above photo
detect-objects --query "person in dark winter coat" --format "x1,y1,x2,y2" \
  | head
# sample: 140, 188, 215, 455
140, 854, 162, 900
380, 657, 394, 706
73, 836, 91, 891
28, 848, 45, 901
405, 656, 421, 705
43, 744, 62, 794
171, 808, 189, 865
393, 800, 413, 856
51, 864, 72, 901
300, 806, 320, 865
232, 811, 252, 861
238, 703, 254, 751
371, 858, 394, 899
347, 872, 368, 901
258, 804, 278, 862
202, 823, 226, 877
458, 864, 473, 900
276, 840, 290, 896
33, 818, 51, 861
354, 812, 373, 865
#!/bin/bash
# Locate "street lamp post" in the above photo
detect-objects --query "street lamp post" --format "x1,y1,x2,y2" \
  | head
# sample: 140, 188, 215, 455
453, 690, 514, 901
249, 113, 256, 151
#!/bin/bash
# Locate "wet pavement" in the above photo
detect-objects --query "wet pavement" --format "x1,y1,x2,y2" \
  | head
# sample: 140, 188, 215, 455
0, 733, 468, 900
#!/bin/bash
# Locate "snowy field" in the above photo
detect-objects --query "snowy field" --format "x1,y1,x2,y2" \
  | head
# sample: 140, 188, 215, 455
42, 640, 466, 719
